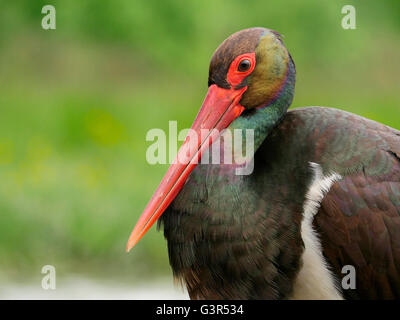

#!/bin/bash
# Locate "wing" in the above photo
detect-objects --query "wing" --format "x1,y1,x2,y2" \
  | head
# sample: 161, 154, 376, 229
314, 149, 400, 299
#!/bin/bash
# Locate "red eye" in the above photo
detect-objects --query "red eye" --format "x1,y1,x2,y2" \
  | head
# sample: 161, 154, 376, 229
227, 52, 256, 87
238, 59, 251, 72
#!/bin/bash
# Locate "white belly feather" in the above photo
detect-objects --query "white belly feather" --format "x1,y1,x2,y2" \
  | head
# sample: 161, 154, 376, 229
290, 162, 343, 300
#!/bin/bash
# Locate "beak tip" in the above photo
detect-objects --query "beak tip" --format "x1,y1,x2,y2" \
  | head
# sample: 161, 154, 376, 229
126, 232, 140, 252
126, 242, 134, 253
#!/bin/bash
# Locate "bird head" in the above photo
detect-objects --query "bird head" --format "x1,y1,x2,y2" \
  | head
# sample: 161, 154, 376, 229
127, 27, 295, 251
208, 27, 293, 109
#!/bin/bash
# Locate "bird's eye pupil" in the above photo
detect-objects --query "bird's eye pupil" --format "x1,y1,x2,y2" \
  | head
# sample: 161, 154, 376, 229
238, 59, 251, 72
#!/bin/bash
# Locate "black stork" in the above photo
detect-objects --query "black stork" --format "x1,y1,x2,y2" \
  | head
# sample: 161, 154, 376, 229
127, 28, 400, 300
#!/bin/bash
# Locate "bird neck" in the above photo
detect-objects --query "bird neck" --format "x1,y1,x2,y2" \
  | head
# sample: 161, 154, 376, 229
229, 57, 296, 153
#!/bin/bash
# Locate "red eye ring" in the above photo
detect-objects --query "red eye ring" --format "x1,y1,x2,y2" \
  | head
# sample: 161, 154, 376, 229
227, 52, 256, 87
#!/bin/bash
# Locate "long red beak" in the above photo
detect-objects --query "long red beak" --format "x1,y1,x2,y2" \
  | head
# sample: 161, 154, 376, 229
126, 84, 247, 251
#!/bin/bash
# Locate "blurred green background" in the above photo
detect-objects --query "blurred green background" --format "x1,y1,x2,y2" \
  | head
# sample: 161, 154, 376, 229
0, 0, 399, 285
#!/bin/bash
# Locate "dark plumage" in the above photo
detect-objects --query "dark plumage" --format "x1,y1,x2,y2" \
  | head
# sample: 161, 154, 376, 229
128, 27, 400, 300
159, 107, 400, 299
